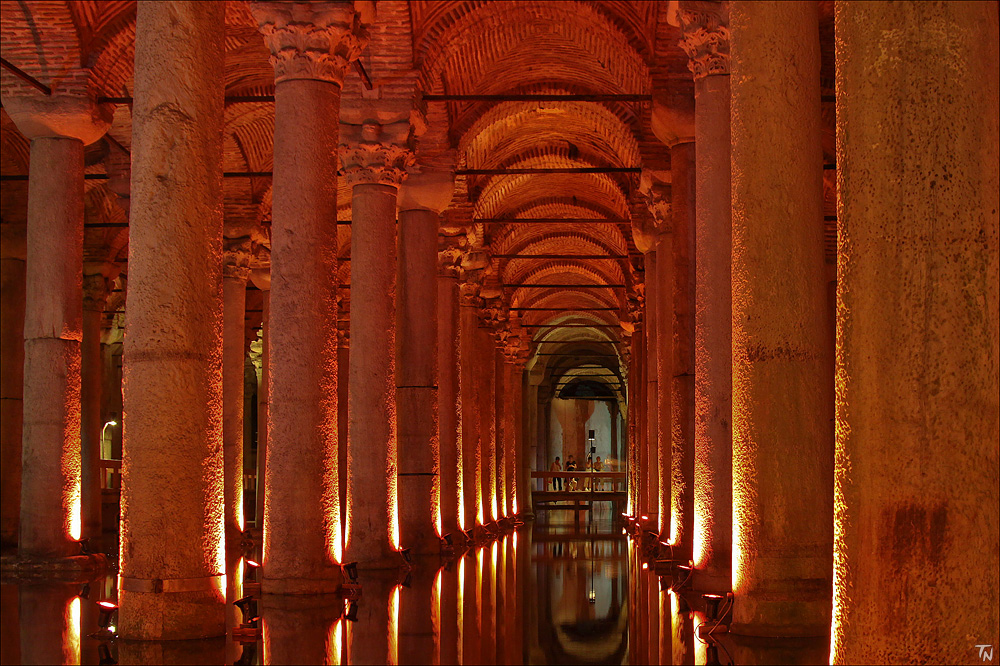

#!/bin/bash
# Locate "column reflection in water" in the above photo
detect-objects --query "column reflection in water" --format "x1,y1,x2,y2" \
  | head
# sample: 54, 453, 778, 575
398, 562, 438, 666
260, 593, 342, 665
463, 549, 480, 664
346, 570, 395, 666
18, 584, 80, 665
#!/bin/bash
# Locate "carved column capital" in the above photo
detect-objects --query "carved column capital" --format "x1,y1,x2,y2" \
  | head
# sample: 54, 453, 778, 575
677, 3, 731, 81
458, 276, 482, 306
223, 237, 253, 281
82, 270, 113, 312
339, 121, 415, 187
438, 234, 466, 278
252, 1, 368, 85
337, 326, 350, 348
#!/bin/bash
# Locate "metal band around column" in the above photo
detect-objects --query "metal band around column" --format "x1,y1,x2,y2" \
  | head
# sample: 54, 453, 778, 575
118, 573, 224, 594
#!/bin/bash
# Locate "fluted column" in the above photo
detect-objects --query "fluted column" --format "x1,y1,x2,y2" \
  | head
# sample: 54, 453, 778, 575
0, 223, 26, 549
342, 120, 413, 567
253, 0, 365, 588
119, 0, 225, 639
2, 86, 111, 560
222, 239, 251, 556
437, 237, 463, 538
677, 2, 733, 591
833, 2, 999, 662
81, 266, 114, 543
730, 1, 831, 636
397, 171, 454, 553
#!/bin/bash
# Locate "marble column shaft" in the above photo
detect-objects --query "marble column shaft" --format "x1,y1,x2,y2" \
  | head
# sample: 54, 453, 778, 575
730, 0, 832, 636
459, 291, 481, 530
681, 6, 734, 591
222, 258, 249, 554
120, 0, 225, 639
81, 273, 111, 543
644, 252, 659, 525
654, 233, 674, 540
436, 265, 461, 537
832, 2, 999, 662
397, 208, 440, 553
0, 225, 25, 548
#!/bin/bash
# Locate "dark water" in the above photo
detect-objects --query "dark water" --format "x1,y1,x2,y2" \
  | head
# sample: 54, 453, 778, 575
0, 505, 827, 665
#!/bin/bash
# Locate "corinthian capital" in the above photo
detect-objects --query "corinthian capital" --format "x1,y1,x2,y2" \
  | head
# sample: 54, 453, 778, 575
339, 121, 415, 187
677, 2, 730, 81
224, 237, 253, 281
252, 1, 368, 85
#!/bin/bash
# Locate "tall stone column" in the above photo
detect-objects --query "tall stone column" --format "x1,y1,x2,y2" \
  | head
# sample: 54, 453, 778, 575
0, 223, 26, 549
436, 236, 463, 538
119, 0, 225, 639
833, 3, 999, 662
397, 171, 453, 553
671, 141, 696, 556
222, 239, 251, 555
342, 119, 413, 567
494, 345, 506, 519
253, 1, 365, 588
729, 1, 832, 637
644, 252, 659, 527
1, 91, 111, 560
459, 280, 482, 530
337, 322, 349, 551
477, 323, 498, 525
677, 2, 733, 591
250, 272, 270, 531
81, 266, 114, 543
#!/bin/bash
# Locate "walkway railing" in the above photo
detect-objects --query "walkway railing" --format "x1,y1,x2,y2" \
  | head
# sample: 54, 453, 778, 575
530, 471, 626, 492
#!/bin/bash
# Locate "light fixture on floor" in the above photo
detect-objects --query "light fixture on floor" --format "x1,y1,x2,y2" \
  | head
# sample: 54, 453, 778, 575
78, 537, 91, 555
244, 559, 260, 582
97, 601, 118, 630
343, 561, 359, 582
341, 561, 362, 600
399, 547, 413, 566
233, 596, 257, 625
345, 601, 359, 622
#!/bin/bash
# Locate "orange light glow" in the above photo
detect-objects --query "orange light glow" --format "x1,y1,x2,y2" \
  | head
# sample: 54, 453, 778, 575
458, 484, 466, 531
329, 618, 343, 666
692, 611, 707, 665
512, 498, 518, 515
433, 568, 443, 665
68, 596, 81, 664
389, 584, 400, 666
69, 480, 81, 542
491, 494, 499, 523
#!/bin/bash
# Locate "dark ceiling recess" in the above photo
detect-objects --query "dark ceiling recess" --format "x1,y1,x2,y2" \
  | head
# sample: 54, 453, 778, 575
558, 379, 616, 400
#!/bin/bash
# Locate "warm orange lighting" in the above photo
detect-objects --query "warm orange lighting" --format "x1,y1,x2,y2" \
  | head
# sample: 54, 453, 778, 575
68, 596, 81, 664
389, 584, 400, 666
642, 562, 648, 570
329, 618, 343, 666
433, 568, 443, 665
491, 494, 499, 522
69, 480, 81, 542
692, 611, 707, 665
512, 498, 518, 515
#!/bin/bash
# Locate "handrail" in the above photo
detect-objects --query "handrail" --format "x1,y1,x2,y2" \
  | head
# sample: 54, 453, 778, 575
530, 471, 625, 478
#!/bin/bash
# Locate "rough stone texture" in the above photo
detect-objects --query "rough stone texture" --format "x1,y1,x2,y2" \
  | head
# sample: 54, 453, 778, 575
644, 250, 660, 525
691, 63, 733, 594
81, 270, 111, 543
222, 257, 249, 557
0, 224, 26, 550
654, 233, 673, 541
670, 142, 696, 556
730, 1, 832, 637
397, 208, 440, 553
255, 290, 269, 531
265, 77, 343, 590
459, 293, 482, 529
436, 267, 461, 537
348, 182, 400, 567
833, 2, 1000, 662
478, 325, 498, 523
119, 0, 226, 640
20, 136, 84, 560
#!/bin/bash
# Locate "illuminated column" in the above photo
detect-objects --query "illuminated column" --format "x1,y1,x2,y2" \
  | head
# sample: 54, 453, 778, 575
677, 3, 732, 590
833, 2, 999, 662
730, 1, 832, 636
337, 322, 349, 551
2, 85, 111, 559
253, 1, 365, 589
459, 278, 483, 530
222, 239, 251, 556
81, 266, 114, 543
397, 171, 453, 553
342, 118, 413, 567
250, 271, 270, 530
670, 141, 696, 554
437, 234, 463, 538
119, 0, 224, 639
643, 181, 674, 538
493, 344, 505, 520
0, 223, 26, 548
477, 320, 499, 525
643, 250, 659, 526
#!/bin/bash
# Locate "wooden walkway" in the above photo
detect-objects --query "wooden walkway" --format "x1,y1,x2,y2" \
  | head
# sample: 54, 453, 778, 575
530, 471, 627, 513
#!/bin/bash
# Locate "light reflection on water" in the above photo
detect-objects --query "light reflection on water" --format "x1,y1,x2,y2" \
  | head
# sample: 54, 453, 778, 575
1, 505, 827, 664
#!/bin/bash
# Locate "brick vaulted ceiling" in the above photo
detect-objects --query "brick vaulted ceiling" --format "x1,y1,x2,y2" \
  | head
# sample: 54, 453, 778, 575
0, 0, 837, 384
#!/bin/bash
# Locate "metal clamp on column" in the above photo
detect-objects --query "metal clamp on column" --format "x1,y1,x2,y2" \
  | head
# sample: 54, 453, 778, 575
119, 573, 224, 594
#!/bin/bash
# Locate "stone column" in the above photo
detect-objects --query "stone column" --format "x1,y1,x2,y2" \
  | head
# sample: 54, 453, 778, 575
1, 91, 111, 560
222, 239, 251, 555
677, 2, 733, 591
337, 323, 349, 551
119, 0, 225, 639
459, 280, 482, 530
397, 171, 453, 553
250, 272, 270, 531
0, 223, 26, 549
833, 2, 999, 662
81, 266, 114, 543
437, 237, 463, 538
342, 121, 413, 567
729, 1, 832, 637
644, 252, 659, 528
494, 345, 506, 520
253, 0, 365, 588
477, 323, 498, 525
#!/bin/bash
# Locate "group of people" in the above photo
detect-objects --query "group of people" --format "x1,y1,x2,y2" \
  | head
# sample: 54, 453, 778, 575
548, 454, 618, 491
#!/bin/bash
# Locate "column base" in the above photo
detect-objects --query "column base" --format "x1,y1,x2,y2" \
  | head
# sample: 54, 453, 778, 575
691, 569, 731, 594
117, 637, 226, 663
0, 552, 107, 581
261, 572, 345, 595
118, 587, 226, 640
